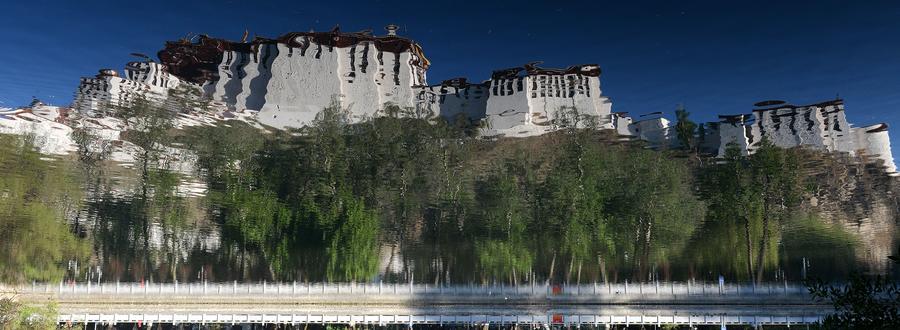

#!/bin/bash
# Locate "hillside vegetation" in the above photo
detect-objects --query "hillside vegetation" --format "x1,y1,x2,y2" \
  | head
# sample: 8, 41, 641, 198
0, 100, 897, 285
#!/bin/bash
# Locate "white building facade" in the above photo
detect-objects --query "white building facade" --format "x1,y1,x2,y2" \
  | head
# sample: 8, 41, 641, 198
75, 62, 189, 116
708, 100, 895, 173
70, 28, 895, 173
478, 64, 614, 137
156, 29, 429, 128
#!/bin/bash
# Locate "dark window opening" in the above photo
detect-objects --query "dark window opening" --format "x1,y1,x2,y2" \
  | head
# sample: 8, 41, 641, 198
349, 45, 356, 72
361, 43, 369, 73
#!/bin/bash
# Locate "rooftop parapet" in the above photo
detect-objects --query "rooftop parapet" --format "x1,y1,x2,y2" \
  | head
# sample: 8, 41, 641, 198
751, 98, 844, 113
490, 62, 601, 80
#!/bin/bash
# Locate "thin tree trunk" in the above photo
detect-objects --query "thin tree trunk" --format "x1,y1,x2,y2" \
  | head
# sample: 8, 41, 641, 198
434, 267, 440, 286
641, 218, 653, 282
598, 255, 608, 285
576, 261, 582, 285
755, 205, 771, 284
631, 217, 645, 277
547, 253, 556, 285
170, 237, 177, 282
755, 175, 773, 284
512, 267, 518, 286
240, 244, 246, 280
744, 216, 754, 282
384, 244, 397, 276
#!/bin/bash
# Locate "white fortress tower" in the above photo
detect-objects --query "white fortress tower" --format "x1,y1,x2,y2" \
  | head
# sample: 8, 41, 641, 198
478, 63, 613, 137
75, 61, 190, 115
711, 99, 895, 173
157, 27, 429, 128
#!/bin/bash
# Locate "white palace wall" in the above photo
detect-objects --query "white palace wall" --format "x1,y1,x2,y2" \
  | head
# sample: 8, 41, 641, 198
70, 28, 895, 173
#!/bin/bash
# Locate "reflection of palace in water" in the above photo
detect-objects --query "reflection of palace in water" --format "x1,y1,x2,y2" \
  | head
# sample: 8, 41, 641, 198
630, 99, 896, 174
69, 26, 895, 173
716, 99, 894, 172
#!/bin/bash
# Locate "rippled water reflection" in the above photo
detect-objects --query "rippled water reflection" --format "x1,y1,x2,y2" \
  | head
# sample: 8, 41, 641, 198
14, 130, 884, 286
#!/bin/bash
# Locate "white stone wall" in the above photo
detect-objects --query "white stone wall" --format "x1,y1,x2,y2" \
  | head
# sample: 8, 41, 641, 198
481, 73, 613, 137
206, 51, 245, 108
854, 124, 896, 173
611, 113, 634, 136
254, 42, 343, 128
74, 62, 189, 116
339, 41, 381, 120
716, 116, 753, 156
750, 106, 826, 152
748, 103, 875, 157
703, 101, 896, 173
414, 84, 489, 121
124, 61, 181, 89
200, 39, 426, 129
630, 117, 675, 148
483, 76, 536, 136
378, 51, 416, 111
0, 106, 77, 155
529, 75, 612, 127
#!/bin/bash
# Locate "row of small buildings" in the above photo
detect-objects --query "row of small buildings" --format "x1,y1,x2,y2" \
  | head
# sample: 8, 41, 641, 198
73, 26, 896, 173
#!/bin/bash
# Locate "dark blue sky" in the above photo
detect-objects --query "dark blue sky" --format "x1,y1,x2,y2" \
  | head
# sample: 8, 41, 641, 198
2, 1, 899, 154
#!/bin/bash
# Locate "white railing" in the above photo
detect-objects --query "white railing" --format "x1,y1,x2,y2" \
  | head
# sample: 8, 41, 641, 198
57, 312, 825, 326
27, 281, 827, 326
32, 281, 811, 297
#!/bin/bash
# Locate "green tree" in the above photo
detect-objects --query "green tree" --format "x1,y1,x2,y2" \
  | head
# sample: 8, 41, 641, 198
112, 95, 195, 281
472, 165, 531, 240
0, 299, 58, 330
183, 121, 265, 191
0, 134, 88, 283
805, 244, 899, 329
598, 146, 704, 281
115, 96, 176, 182
748, 140, 801, 283
475, 240, 533, 285
674, 104, 697, 152
808, 274, 900, 329
699, 140, 803, 283
325, 191, 380, 282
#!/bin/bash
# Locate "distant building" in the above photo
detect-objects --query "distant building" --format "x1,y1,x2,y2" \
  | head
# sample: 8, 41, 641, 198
701, 99, 895, 173
627, 112, 676, 147
478, 63, 613, 137
75, 62, 188, 116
